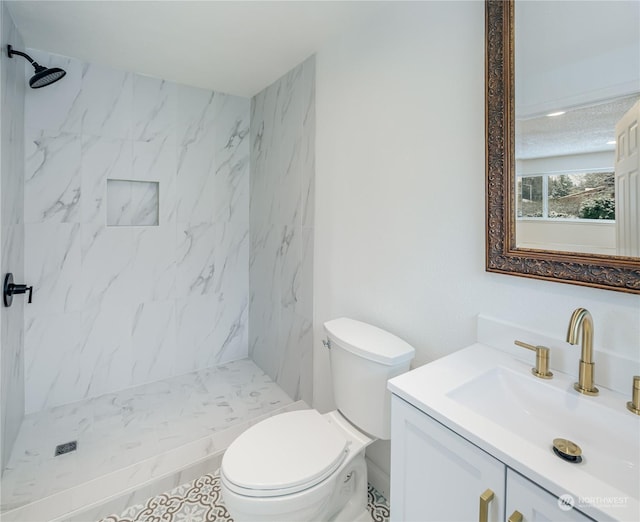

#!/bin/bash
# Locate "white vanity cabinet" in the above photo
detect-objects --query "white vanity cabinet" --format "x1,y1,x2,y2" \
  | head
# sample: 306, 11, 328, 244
390, 396, 505, 522
390, 396, 593, 522
506, 469, 594, 522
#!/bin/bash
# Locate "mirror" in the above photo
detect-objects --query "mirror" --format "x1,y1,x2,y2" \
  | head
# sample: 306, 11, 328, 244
514, 0, 639, 256
485, 0, 640, 293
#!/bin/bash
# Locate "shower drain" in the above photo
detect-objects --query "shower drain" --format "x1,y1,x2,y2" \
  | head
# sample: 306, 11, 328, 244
55, 440, 77, 456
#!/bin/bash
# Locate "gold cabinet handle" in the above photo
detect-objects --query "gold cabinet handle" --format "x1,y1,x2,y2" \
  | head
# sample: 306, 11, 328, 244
479, 489, 495, 522
508, 510, 523, 522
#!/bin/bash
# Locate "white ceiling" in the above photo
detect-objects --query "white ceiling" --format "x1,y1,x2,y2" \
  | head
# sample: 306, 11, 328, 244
6, 0, 383, 97
516, 94, 640, 160
8, 1, 639, 160
513, 0, 639, 160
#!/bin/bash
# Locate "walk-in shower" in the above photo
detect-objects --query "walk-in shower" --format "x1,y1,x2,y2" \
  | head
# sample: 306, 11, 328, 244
0, 6, 315, 516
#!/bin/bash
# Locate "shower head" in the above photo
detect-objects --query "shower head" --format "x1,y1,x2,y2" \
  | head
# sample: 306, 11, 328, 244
7, 45, 66, 89
29, 64, 66, 88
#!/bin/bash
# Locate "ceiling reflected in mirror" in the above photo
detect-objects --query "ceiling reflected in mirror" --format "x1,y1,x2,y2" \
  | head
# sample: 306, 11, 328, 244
516, 94, 639, 160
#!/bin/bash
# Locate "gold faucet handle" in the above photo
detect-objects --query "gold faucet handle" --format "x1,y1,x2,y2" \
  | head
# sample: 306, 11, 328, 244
627, 376, 640, 415
514, 340, 553, 379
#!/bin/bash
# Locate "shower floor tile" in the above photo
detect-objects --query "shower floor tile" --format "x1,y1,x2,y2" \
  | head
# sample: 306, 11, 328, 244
1, 359, 293, 513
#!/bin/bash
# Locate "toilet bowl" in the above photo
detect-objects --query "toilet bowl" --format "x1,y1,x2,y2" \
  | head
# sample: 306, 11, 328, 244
220, 409, 372, 522
220, 318, 415, 522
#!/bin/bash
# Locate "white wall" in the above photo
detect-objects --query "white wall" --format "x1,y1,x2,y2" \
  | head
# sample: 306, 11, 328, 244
516, 220, 616, 255
313, 0, 640, 478
515, 0, 640, 116
518, 151, 614, 175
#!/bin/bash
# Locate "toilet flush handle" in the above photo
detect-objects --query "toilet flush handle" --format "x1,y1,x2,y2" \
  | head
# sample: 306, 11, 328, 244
323, 338, 332, 350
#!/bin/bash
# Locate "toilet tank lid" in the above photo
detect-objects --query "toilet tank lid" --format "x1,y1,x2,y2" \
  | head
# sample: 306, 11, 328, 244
323, 318, 415, 366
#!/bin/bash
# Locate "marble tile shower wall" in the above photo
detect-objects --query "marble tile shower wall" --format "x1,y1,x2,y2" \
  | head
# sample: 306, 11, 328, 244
0, 1, 26, 469
23, 49, 250, 414
249, 56, 314, 405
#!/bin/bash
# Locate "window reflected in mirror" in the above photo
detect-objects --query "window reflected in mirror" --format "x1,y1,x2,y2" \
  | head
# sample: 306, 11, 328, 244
517, 171, 615, 220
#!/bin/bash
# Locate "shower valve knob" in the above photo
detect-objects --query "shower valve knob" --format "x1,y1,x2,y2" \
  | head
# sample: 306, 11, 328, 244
3, 273, 33, 307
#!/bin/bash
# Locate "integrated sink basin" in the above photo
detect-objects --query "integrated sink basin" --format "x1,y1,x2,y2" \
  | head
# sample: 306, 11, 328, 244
388, 342, 640, 522
448, 365, 640, 500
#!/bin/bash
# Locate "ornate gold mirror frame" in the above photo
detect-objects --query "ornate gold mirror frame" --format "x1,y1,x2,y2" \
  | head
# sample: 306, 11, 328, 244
485, 0, 640, 294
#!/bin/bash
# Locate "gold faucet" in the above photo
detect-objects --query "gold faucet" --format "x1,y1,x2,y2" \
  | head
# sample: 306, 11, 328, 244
566, 308, 599, 396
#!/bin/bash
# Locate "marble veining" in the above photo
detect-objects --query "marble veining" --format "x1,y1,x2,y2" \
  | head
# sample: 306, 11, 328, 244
79, 63, 133, 140
81, 135, 133, 229
22, 48, 250, 413
1, 359, 293, 514
24, 129, 81, 224
249, 56, 315, 405
133, 75, 175, 142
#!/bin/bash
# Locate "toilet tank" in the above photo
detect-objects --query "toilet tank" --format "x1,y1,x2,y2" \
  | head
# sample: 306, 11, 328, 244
324, 318, 415, 440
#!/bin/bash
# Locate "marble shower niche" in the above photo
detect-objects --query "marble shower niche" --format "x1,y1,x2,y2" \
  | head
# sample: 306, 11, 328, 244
106, 179, 159, 227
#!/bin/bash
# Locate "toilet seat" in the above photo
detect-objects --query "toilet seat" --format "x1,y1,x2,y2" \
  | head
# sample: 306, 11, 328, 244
221, 410, 349, 498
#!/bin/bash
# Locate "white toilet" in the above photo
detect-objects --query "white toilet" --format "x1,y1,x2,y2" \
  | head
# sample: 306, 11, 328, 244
220, 317, 415, 522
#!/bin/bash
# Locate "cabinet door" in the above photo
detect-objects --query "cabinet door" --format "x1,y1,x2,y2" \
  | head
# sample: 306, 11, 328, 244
506, 469, 594, 522
390, 396, 505, 522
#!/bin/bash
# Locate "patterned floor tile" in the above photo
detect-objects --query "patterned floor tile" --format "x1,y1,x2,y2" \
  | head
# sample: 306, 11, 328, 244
367, 484, 391, 522
102, 471, 390, 522
101, 473, 230, 522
